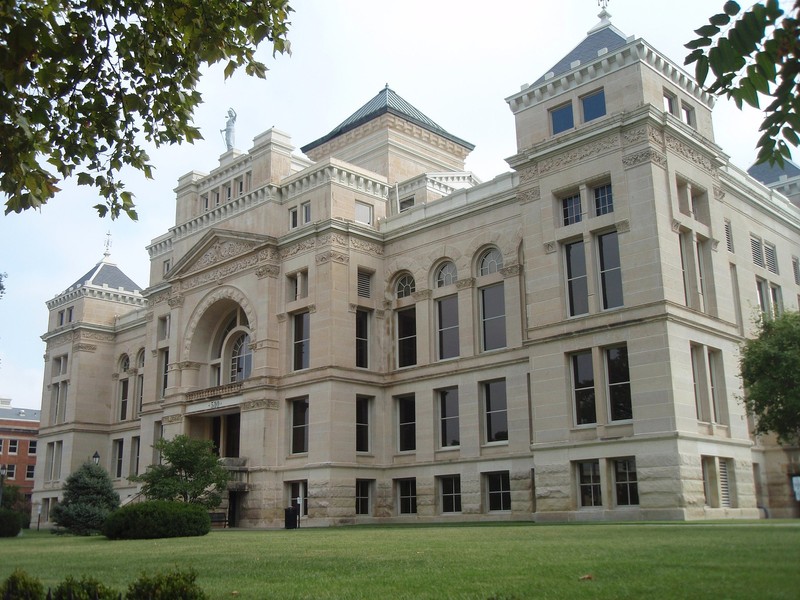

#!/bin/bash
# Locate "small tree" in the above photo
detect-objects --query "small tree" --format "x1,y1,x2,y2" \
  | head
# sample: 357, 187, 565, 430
51, 461, 120, 535
131, 435, 229, 509
740, 311, 800, 445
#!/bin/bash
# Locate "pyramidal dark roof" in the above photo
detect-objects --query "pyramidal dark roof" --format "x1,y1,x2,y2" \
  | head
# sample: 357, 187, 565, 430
748, 158, 800, 186
300, 85, 474, 154
532, 10, 628, 87
63, 255, 141, 295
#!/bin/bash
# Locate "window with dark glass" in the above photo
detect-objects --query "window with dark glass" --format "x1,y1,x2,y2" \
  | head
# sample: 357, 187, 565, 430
441, 475, 462, 513
566, 241, 589, 316
486, 471, 511, 511
290, 481, 308, 516
356, 309, 369, 368
581, 89, 606, 122
113, 439, 124, 478
397, 395, 416, 452
578, 460, 602, 507
479, 248, 503, 275
293, 312, 310, 370
607, 346, 632, 421
291, 398, 309, 454
398, 478, 417, 514
355, 479, 371, 515
481, 284, 506, 351
356, 396, 370, 453
562, 193, 582, 226
484, 379, 508, 442
397, 307, 417, 367
551, 102, 574, 134
119, 378, 129, 421
614, 458, 639, 505
436, 261, 458, 287
396, 274, 415, 299
572, 351, 596, 425
437, 295, 459, 359
230, 333, 252, 382
594, 184, 613, 216
439, 388, 460, 447
598, 231, 623, 309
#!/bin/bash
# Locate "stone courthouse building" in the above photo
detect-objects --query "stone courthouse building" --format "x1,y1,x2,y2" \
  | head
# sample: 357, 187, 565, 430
32, 10, 800, 526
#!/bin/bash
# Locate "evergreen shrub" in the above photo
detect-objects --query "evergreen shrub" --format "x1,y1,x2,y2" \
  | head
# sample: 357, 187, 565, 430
0, 569, 45, 599
52, 575, 119, 600
0, 507, 22, 537
103, 500, 211, 540
125, 568, 207, 600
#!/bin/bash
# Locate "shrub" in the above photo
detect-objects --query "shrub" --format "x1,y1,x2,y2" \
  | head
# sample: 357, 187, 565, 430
0, 569, 45, 599
125, 568, 207, 600
52, 575, 119, 600
103, 500, 210, 540
0, 507, 23, 537
52, 462, 120, 535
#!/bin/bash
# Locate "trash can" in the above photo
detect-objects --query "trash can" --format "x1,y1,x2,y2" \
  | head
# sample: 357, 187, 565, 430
284, 506, 297, 529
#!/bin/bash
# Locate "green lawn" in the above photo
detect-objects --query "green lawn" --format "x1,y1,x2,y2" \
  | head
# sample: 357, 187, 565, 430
1, 522, 798, 599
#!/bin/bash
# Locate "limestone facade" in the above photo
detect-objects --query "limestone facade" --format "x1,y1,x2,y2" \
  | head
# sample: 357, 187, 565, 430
31, 13, 800, 526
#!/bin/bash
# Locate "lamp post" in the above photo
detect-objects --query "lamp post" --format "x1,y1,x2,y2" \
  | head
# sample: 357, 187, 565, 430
0, 464, 6, 508
92, 451, 100, 466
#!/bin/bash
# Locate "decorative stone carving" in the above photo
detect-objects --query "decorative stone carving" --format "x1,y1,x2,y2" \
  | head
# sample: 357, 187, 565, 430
456, 277, 475, 290
163, 414, 183, 424
665, 134, 713, 172
713, 186, 725, 201
517, 186, 541, 204
316, 251, 350, 265
280, 238, 316, 259
78, 331, 115, 342
183, 286, 255, 357
276, 313, 287, 322
178, 361, 203, 370
74, 343, 97, 353
242, 399, 278, 411
149, 291, 170, 305
616, 219, 631, 233
256, 265, 280, 279
544, 241, 556, 254
500, 264, 521, 277
181, 253, 261, 291
711, 238, 720, 252
168, 294, 185, 308
518, 164, 538, 184
672, 219, 682, 232
622, 148, 667, 169
317, 233, 349, 248
538, 135, 619, 175
350, 237, 384, 256
187, 240, 257, 275
258, 247, 280, 261
375, 310, 385, 319
412, 289, 432, 301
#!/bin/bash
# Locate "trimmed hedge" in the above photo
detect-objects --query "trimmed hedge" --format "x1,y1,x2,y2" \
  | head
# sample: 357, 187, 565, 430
52, 575, 119, 600
0, 569, 44, 599
0, 507, 23, 537
103, 500, 211, 540
126, 568, 207, 600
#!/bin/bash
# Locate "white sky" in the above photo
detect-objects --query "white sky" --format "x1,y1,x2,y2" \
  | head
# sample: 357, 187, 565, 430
0, 0, 779, 409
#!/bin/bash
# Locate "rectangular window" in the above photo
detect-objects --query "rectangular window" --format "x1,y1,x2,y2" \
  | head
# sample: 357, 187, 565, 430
594, 184, 613, 216
757, 278, 782, 319
289, 207, 299, 229
130, 436, 140, 476
440, 475, 462, 513
355, 201, 373, 225
598, 231, 623, 309
356, 396, 370, 453
765, 243, 779, 274
484, 379, 508, 443
66, 307, 73, 322
486, 471, 511, 512
158, 315, 171, 340
397, 395, 416, 452
397, 307, 417, 368
572, 350, 596, 425
26, 465, 35, 480
159, 349, 169, 398
681, 103, 695, 127
136, 372, 144, 415
0, 439, 3, 453
614, 458, 639, 505
607, 346, 632, 421
288, 270, 308, 301
301, 201, 311, 224
566, 241, 589, 316
119, 379, 129, 421
724, 219, 734, 253
437, 295, 460, 359
581, 89, 606, 122
751, 235, 765, 268
562, 193, 582, 226
551, 102, 574, 134
357, 270, 371, 298
480, 284, 506, 351
355, 309, 369, 368
113, 439, 124, 478
578, 460, 602, 507
162, 259, 171, 276
293, 312, 310, 370
28, 440, 37, 455
439, 387, 460, 448
793, 257, 800, 285
355, 479, 372, 515
399, 197, 415, 212
5, 464, 15, 480
8, 439, 18, 455
398, 478, 417, 514
291, 398, 309, 454
290, 481, 308, 516
663, 91, 676, 115
58, 310, 65, 326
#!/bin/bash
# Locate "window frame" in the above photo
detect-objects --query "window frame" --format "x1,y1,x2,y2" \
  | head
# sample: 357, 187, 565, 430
355, 309, 370, 369
397, 394, 416, 452
550, 102, 574, 135
606, 345, 632, 422
593, 183, 613, 216
293, 311, 310, 371
597, 230, 623, 310
486, 471, 512, 512
581, 88, 606, 123
356, 395, 370, 453
439, 387, 460, 448
355, 479, 372, 515
440, 475, 462, 513
483, 379, 509, 444
571, 350, 596, 426
562, 192, 582, 226
290, 397, 309, 455
397, 478, 417, 515
578, 460, 602, 507
614, 458, 639, 506
437, 294, 460, 360
396, 306, 417, 368
565, 240, 589, 316
480, 283, 507, 352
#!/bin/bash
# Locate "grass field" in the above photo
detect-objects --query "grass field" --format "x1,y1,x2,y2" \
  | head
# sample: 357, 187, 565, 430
1, 522, 798, 599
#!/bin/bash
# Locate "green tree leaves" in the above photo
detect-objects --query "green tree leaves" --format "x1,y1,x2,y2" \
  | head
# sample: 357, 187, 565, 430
0, 1, 293, 220
740, 311, 800, 445
51, 462, 120, 535
130, 435, 230, 509
685, 1, 799, 166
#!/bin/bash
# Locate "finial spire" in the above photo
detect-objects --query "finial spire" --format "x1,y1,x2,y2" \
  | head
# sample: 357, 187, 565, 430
598, 0, 609, 8
104, 230, 112, 258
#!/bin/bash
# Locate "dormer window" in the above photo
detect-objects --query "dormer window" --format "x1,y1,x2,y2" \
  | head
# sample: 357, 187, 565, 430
399, 197, 415, 212
581, 89, 606, 122
550, 102, 574, 135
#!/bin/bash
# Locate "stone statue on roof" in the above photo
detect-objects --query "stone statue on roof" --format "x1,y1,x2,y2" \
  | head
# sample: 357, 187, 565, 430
221, 108, 237, 151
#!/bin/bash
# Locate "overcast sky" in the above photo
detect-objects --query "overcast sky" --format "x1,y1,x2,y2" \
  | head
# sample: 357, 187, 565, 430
0, 0, 780, 409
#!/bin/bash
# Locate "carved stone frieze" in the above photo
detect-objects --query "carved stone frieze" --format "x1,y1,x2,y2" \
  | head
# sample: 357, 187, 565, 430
149, 291, 170, 305
517, 186, 541, 204
616, 219, 631, 233
350, 237, 384, 256
242, 399, 278, 411
256, 265, 280, 279
665, 134, 713, 172
168, 294, 185, 308
280, 238, 316, 259
500, 264, 521, 277
317, 233, 349, 248
316, 251, 350, 265
258, 247, 280, 261
456, 277, 475, 290
538, 135, 619, 175
622, 148, 667, 169
178, 361, 203, 370
412, 289, 432, 301
518, 164, 538, 184
47, 332, 74, 347
74, 343, 97, 353
180, 254, 260, 291
713, 186, 725, 201
186, 240, 257, 275
544, 241, 556, 254
78, 331, 115, 342
672, 219, 682, 232
162, 414, 183, 424
623, 126, 647, 145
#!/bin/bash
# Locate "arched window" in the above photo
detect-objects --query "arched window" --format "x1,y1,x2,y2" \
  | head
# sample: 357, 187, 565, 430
118, 354, 130, 421
479, 248, 503, 276
396, 274, 416, 299
120, 354, 130, 372
229, 333, 252, 382
436, 262, 458, 287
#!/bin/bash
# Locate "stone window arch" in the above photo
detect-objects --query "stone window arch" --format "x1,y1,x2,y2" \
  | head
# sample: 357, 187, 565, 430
435, 261, 458, 288
395, 273, 416, 299
478, 248, 503, 276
